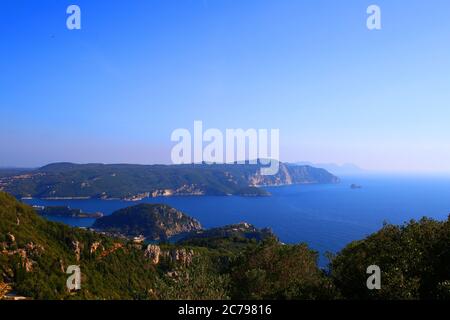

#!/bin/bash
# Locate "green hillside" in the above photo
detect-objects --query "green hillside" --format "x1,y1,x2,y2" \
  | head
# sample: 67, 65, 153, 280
330, 217, 450, 299
0, 192, 159, 299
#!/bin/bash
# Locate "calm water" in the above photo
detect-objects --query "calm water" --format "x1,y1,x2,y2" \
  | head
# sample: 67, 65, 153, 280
23, 175, 450, 265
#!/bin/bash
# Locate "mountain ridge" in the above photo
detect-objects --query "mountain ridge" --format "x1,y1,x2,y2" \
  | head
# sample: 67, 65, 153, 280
0, 161, 339, 200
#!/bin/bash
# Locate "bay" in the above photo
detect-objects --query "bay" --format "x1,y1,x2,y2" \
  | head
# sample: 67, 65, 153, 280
23, 174, 450, 265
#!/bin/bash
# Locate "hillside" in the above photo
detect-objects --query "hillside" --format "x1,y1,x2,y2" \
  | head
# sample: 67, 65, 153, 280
0, 191, 332, 300
2, 191, 450, 300
0, 162, 339, 200
93, 203, 202, 240
0, 192, 158, 299
330, 217, 450, 299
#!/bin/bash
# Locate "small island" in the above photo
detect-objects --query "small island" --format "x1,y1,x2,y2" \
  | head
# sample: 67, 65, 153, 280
350, 184, 362, 189
34, 205, 104, 218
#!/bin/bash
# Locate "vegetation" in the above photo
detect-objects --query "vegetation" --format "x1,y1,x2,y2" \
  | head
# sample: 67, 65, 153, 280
152, 256, 231, 300
230, 239, 336, 300
0, 162, 339, 199
330, 217, 450, 300
0, 192, 158, 299
179, 223, 276, 250
2, 191, 450, 300
0, 192, 330, 300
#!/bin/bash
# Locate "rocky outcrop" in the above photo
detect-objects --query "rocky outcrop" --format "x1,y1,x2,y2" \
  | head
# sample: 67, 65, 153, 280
144, 244, 194, 266
124, 192, 150, 201
72, 241, 82, 262
0, 236, 33, 275
144, 245, 162, 264
6, 233, 15, 243
1, 238, 43, 273
170, 248, 194, 265
99, 243, 124, 259
0, 282, 12, 299
151, 185, 205, 198
17, 249, 34, 272
59, 259, 66, 273
151, 189, 173, 197
25, 242, 45, 255
90, 241, 104, 255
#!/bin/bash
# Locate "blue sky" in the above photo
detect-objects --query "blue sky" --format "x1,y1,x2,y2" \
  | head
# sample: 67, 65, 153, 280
1, 0, 450, 172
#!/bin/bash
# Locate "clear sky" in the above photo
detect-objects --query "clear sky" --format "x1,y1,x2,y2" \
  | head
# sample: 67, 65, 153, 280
1, 0, 450, 172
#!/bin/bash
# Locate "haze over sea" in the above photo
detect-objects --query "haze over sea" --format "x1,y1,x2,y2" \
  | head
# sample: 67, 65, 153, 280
24, 174, 450, 265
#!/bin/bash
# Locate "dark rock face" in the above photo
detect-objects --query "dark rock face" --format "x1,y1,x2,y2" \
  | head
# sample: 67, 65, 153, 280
93, 203, 202, 240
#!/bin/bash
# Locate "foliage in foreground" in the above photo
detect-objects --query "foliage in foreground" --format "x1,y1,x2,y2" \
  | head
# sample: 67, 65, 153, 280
330, 217, 450, 299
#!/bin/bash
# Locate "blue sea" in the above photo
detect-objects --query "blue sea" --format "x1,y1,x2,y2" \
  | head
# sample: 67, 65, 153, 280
23, 174, 450, 265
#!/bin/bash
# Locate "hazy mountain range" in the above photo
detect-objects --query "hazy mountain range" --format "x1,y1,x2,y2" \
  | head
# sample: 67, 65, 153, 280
292, 162, 366, 176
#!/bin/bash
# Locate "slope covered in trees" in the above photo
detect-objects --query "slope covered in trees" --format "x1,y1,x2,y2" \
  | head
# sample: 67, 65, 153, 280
330, 218, 450, 299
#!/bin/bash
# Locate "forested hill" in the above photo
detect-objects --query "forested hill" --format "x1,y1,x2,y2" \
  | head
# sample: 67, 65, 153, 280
93, 203, 202, 240
0, 162, 339, 200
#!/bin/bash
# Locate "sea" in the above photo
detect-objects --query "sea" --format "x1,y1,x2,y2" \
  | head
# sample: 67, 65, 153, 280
23, 174, 450, 266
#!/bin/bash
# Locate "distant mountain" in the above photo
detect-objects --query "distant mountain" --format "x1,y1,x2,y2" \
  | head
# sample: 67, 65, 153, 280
0, 162, 339, 200
93, 203, 202, 240
0, 168, 33, 178
292, 162, 366, 176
